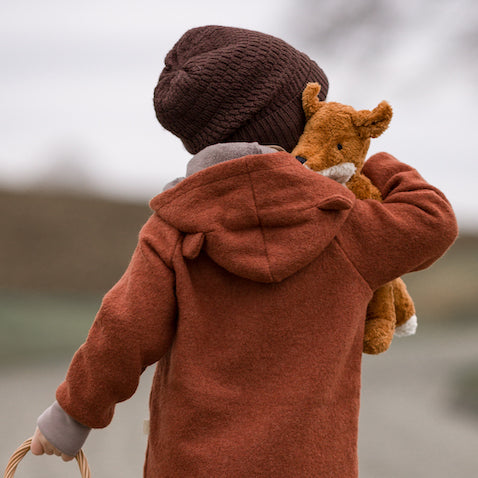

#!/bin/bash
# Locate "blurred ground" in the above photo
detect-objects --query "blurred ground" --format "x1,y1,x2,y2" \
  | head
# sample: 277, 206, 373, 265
359, 321, 478, 477
1, 321, 477, 477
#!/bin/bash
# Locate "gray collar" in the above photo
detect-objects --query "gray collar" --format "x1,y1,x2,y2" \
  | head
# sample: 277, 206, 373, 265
163, 142, 281, 191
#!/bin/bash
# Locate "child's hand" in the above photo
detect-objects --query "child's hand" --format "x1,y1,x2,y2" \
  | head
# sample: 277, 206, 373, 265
30, 427, 75, 462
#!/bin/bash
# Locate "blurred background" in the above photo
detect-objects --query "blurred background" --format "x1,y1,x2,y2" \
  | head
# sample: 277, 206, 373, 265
1, 0, 477, 476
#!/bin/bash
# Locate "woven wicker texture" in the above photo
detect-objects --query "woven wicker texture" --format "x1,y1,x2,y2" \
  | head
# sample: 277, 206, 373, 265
3, 438, 90, 478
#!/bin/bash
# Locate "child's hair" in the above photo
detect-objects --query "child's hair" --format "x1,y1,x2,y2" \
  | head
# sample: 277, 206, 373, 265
153, 25, 328, 154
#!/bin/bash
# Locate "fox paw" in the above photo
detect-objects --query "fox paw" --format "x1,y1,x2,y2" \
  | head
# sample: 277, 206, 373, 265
363, 328, 394, 355
394, 315, 418, 338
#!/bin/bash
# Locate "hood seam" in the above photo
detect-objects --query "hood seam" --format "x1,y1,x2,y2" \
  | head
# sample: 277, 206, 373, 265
246, 160, 275, 282
335, 237, 372, 292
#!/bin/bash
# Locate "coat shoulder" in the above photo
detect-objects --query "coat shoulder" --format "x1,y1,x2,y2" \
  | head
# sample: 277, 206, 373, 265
140, 213, 181, 269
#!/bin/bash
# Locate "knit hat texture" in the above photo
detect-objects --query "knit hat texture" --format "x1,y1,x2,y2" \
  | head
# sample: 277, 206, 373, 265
154, 25, 328, 153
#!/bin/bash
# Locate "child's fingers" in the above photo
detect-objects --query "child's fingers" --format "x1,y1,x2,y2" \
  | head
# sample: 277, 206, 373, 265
40, 439, 55, 455
30, 442, 43, 455
30, 427, 45, 455
39, 435, 55, 455
31, 426, 73, 460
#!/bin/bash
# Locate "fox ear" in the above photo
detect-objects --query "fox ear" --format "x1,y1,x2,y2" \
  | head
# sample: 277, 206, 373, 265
302, 83, 324, 120
353, 101, 393, 139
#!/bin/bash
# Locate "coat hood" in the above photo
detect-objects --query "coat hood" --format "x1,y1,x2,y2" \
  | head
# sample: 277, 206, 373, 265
151, 145, 356, 283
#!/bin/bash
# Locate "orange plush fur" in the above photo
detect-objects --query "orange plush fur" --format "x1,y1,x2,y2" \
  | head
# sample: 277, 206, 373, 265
292, 83, 417, 354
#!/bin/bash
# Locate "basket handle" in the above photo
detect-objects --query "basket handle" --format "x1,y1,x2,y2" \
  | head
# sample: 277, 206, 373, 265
3, 438, 91, 478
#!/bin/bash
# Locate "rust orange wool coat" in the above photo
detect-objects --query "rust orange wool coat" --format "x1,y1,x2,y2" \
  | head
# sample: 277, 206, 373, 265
56, 151, 457, 477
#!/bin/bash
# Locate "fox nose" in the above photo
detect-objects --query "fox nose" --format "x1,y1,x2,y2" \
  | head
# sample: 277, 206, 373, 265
295, 156, 307, 164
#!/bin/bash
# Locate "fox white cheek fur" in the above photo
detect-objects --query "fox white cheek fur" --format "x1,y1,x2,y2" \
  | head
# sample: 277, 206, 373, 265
309, 162, 357, 185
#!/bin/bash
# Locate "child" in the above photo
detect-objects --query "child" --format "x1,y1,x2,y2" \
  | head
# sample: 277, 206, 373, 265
31, 25, 458, 477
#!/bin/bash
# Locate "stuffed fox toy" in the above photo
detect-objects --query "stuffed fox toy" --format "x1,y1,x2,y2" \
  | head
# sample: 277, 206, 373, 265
292, 83, 417, 354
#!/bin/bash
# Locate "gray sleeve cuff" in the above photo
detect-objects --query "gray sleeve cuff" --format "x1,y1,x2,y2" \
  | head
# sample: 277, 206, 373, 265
37, 401, 91, 456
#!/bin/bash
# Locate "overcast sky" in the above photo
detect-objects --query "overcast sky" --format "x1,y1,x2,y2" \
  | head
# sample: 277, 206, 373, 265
1, 0, 477, 231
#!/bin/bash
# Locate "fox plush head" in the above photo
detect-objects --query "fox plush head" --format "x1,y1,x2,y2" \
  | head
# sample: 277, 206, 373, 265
292, 83, 393, 186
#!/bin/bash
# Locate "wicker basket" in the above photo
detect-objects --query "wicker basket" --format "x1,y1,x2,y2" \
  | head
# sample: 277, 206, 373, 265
3, 438, 90, 477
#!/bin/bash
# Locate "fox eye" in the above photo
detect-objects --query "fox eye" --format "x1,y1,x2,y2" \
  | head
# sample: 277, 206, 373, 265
337, 144, 343, 150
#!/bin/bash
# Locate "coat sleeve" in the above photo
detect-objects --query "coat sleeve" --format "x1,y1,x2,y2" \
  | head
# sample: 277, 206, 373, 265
336, 152, 458, 291
56, 216, 178, 429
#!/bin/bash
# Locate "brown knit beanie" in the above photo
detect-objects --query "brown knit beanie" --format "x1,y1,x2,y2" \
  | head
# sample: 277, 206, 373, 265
153, 25, 328, 154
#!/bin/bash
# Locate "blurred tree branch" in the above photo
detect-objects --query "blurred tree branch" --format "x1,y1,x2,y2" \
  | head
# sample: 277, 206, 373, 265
285, 0, 478, 79
290, 0, 396, 60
